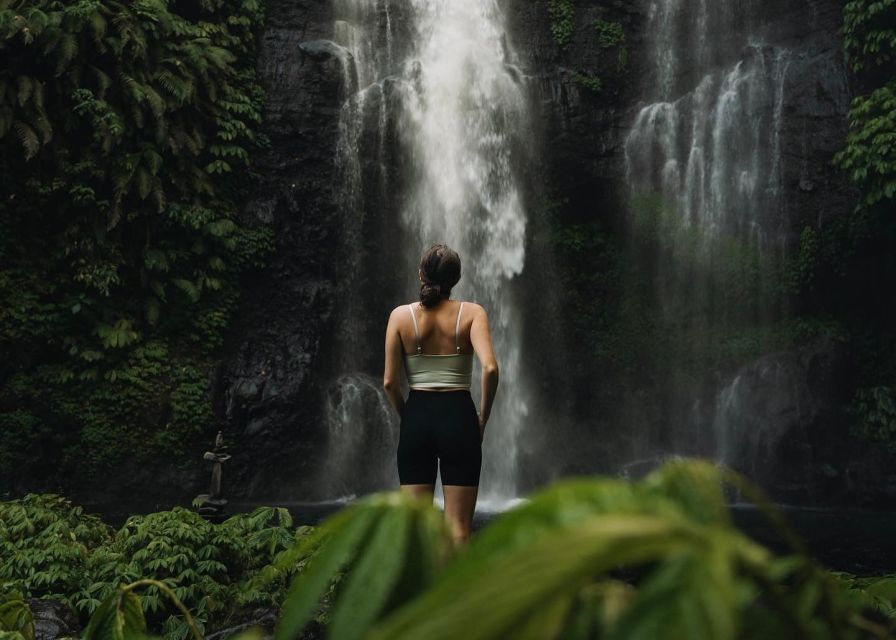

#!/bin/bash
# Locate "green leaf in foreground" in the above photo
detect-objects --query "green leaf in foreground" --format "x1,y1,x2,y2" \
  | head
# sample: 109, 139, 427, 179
273, 492, 452, 640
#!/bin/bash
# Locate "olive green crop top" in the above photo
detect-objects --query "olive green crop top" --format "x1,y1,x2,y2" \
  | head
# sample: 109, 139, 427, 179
404, 302, 474, 389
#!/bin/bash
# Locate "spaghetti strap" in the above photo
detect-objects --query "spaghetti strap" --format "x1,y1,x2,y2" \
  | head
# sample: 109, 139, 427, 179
455, 302, 465, 353
407, 304, 422, 353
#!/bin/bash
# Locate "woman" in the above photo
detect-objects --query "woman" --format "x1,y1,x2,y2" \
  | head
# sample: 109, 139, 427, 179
382, 243, 500, 544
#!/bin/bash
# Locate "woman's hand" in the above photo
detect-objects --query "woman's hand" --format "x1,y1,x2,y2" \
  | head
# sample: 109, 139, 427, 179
478, 412, 487, 443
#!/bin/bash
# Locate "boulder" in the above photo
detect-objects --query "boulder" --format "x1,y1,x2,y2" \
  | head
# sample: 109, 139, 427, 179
713, 338, 852, 501
27, 598, 79, 640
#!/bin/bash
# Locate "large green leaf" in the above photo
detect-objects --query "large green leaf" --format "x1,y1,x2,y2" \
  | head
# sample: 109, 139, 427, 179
83, 588, 147, 640
0, 595, 34, 640
327, 505, 411, 640
272, 503, 382, 640
432, 478, 677, 589
369, 514, 703, 640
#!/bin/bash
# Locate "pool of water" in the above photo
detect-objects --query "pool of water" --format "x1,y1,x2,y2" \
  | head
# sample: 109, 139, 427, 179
85, 498, 896, 576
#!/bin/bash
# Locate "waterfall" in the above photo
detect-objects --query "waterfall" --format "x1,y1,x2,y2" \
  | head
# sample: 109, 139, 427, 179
397, 0, 531, 500
321, 1, 401, 498
323, 0, 532, 499
625, 4, 792, 250
622, 0, 794, 460
323, 373, 399, 497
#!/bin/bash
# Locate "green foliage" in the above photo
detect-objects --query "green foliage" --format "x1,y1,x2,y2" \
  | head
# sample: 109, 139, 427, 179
0, 592, 35, 640
0, 494, 114, 601
781, 0, 896, 438
548, 0, 575, 48
594, 17, 628, 71
594, 18, 628, 73
833, 80, 896, 209
570, 70, 602, 93
0, 496, 300, 638
594, 18, 625, 48
831, 572, 896, 620
784, 226, 821, 293
83, 585, 151, 640
842, 0, 896, 72
851, 386, 896, 449
272, 492, 452, 640
0, 0, 272, 483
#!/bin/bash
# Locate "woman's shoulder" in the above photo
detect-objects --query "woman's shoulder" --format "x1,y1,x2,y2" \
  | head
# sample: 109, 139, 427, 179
389, 303, 413, 320
460, 300, 486, 316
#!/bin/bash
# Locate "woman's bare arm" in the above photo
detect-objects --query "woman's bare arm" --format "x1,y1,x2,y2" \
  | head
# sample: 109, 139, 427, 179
383, 307, 405, 417
469, 304, 499, 440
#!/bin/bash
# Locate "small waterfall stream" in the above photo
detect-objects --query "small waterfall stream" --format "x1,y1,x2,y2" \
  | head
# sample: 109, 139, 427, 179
625, 2, 793, 250
622, 0, 795, 460
322, 0, 533, 500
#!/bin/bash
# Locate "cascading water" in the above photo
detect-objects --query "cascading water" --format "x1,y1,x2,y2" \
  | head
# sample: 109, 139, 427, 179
622, 0, 795, 460
322, 0, 533, 500
396, 0, 531, 500
319, 0, 402, 498
625, 2, 793, 251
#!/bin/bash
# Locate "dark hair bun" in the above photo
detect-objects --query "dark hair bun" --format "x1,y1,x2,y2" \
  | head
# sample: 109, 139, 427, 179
420, 281, 442, 307
418, 244, 461, 308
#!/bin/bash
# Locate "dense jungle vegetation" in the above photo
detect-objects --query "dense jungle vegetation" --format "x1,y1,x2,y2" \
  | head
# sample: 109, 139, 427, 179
0, 0, 271, 488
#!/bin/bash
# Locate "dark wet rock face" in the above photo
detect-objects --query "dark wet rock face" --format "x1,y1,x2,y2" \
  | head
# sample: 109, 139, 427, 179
215, 0, 345, 499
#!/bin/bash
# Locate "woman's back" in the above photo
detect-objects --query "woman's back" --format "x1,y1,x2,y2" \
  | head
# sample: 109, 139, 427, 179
400, 299, 475, 356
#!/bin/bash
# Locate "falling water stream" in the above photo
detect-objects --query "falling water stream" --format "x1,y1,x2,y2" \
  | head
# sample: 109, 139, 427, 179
625, 1, 793, 251
622, 0, 796, 462
323, 0, 532, 501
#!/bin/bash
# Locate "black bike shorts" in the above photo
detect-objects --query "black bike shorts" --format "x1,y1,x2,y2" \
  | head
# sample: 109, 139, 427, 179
397, 389, 482, 486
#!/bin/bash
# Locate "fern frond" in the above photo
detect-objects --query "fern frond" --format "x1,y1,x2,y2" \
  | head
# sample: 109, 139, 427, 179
33, 112, 52, 144
41, 29, 62, 56
24, 7, 48, 35
91, 66, 111, 96
143, 148, 163, 174
119, 72, 146, 103
55, 33, 78, 76
136, 168, 151, 199
143, 85, 166, 120
17, 75, 33, 107
151, 181, 165, 212
13, 120, 39, 159
89, 11, 106, 42
31, 78, 44, 108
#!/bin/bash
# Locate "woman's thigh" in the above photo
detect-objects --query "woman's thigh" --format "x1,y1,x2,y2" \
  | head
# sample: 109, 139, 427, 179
437, 392, 481, 487
397, 392, 439, 485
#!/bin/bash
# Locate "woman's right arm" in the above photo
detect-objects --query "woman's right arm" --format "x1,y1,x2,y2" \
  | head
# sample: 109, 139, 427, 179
469, 304, 499, 441
383, 307, 406, 417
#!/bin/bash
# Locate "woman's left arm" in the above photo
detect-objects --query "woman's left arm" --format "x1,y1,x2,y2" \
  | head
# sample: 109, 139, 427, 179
383, 307, 405, 417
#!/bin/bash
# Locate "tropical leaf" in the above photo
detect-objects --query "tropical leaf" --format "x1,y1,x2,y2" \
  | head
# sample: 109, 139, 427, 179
16, 76, 32, 107
327, 506, 411, 640
369, 514, 703, 640
82, 589, 147, 640
13, 120, 39, 159
272, 504, 381, 640
273, 493, 452, 640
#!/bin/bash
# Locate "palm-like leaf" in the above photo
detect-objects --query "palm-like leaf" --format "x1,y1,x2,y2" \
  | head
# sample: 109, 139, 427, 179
272, 492, 452, 640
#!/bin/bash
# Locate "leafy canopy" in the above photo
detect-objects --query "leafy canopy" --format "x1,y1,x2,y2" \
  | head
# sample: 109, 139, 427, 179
0, 0, 271, 482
